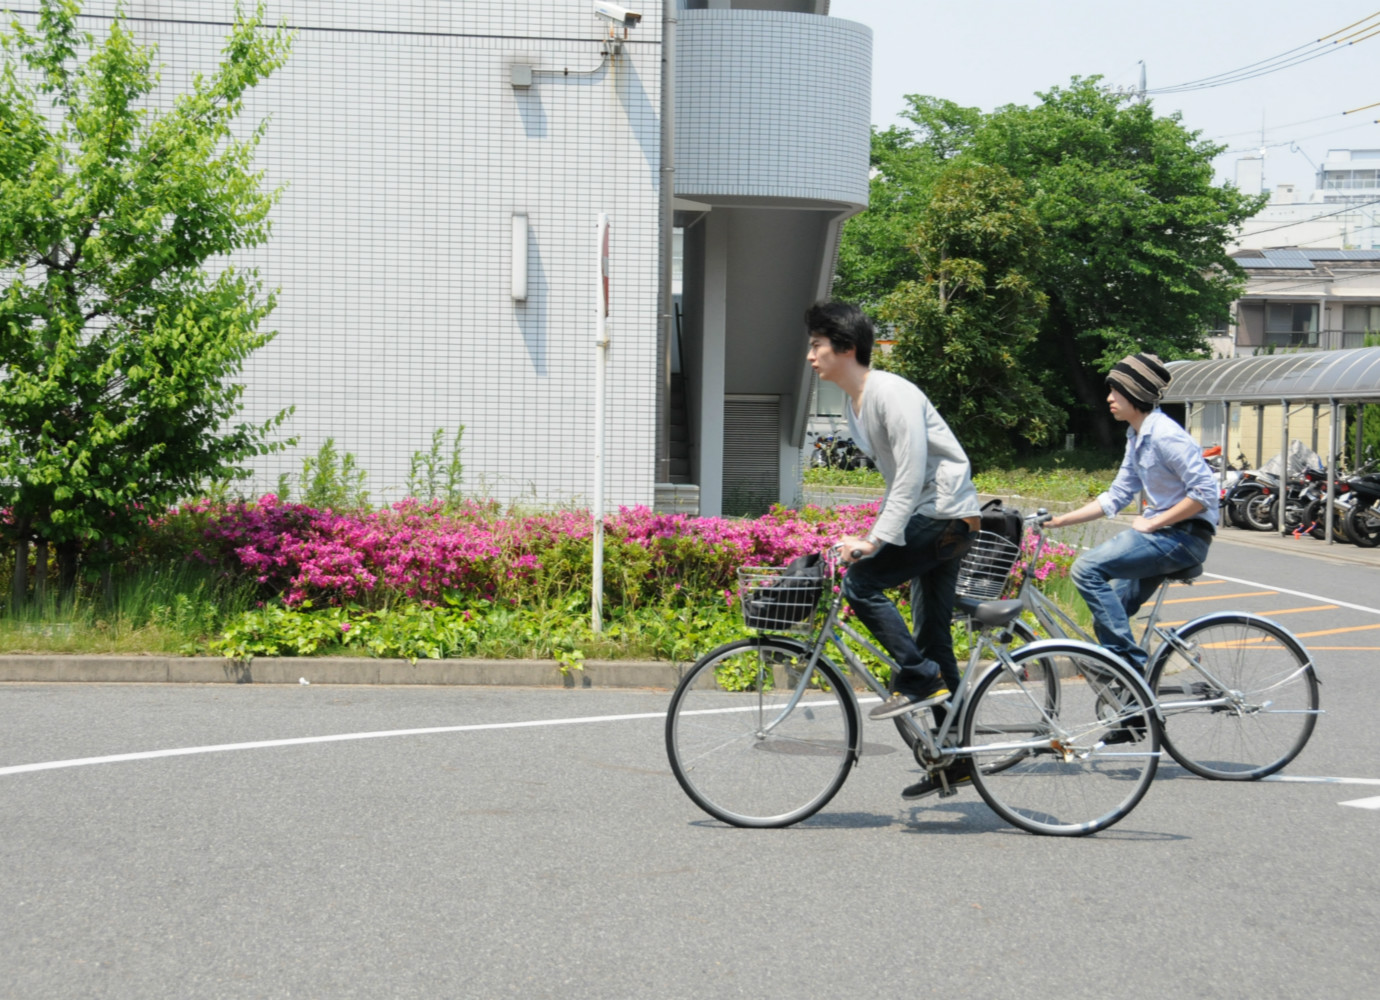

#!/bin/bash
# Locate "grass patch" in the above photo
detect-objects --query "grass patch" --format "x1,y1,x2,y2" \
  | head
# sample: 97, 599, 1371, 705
805, 446, 1121, 503
0, 564, 256, 655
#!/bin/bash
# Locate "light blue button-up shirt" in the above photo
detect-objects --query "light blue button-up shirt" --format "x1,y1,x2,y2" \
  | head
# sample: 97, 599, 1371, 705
1098, 410, 1219, 526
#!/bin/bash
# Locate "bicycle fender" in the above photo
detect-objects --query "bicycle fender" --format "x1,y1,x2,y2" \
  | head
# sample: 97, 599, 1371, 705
1146, 611, 1318, 678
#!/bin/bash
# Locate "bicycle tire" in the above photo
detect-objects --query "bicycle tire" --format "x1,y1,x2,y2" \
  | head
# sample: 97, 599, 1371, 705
1148, 613, 1319, 780
962, 641, 1159, 836
665, 637, 858, 828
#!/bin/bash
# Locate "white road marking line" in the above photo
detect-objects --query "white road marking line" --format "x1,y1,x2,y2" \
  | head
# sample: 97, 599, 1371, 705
1200, 572, 1380, 618
1262, 776, 1380, 786
0, 710, 671, 777
1340, 795, 1380, 810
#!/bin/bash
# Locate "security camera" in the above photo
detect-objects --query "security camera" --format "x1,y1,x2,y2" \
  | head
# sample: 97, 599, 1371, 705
594, 2, 641, 28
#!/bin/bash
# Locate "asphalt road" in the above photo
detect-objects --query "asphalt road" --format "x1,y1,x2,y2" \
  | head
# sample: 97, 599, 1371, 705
2, 538, 1378, 999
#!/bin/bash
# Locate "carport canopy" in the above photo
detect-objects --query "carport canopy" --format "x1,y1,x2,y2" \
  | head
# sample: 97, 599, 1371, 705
1159, 346, 1380, 542
1162, 346, 1380, 405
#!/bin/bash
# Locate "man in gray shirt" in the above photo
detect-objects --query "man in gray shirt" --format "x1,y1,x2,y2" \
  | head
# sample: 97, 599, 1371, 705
806, 301, 982, 798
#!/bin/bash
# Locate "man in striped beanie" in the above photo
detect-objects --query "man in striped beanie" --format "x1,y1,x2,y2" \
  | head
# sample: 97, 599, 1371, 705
1047, 353, 1218, 686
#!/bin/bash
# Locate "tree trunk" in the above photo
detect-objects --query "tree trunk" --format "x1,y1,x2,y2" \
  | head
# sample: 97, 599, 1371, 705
34, 539, 48, 606
1047, 312, 1116, 449
57, 541, 79, 600
10, 537, 29, 612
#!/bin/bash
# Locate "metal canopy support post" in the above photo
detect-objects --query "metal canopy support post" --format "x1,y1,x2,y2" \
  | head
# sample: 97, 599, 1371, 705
1255, 405, 1264, 468
1280, 398, 1290, 536
1221, 401, 1232, 506
1311, 403, 1320, 454
1326, 399, 1339, 544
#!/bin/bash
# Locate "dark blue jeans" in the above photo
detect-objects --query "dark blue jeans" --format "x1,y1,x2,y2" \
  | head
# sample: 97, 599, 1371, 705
1070, 524, 1211, 672
841, 513, 967, 698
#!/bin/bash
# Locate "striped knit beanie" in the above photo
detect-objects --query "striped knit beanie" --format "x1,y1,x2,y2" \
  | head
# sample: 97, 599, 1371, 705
1106, 352, 1171, 406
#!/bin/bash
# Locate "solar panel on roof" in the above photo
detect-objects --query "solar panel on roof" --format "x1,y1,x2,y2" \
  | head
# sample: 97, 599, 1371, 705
1261, 250, 1314, 267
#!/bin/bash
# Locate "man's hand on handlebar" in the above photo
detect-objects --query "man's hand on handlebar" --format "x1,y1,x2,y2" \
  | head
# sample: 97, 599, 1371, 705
833, 535, 876, 564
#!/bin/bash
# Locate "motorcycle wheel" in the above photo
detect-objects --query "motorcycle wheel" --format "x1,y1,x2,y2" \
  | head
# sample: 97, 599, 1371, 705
1243, 492, 1278, 532
1344, 502, 1380, 548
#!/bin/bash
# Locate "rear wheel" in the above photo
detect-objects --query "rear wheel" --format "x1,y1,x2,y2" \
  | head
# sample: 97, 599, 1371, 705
1149, 614, 1319, 780
962, 643, 1159, 836
666, 637, 858, 827
1344, 501, 1380, 547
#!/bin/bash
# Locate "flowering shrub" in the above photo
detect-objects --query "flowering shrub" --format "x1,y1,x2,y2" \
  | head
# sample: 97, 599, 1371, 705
1007, 531, 1078, 590
185, 495, 880, 610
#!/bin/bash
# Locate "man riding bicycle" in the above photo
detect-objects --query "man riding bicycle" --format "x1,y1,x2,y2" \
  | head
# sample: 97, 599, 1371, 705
806, 301, 982, 799
1047, 352, 1218, 673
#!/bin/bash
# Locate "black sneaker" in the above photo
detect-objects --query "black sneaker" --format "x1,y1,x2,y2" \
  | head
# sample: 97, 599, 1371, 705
902, 760, 974, 800
868, 682, 951, 721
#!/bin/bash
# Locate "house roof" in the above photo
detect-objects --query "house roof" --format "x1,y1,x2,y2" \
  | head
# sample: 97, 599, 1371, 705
1234, 248, 1380, 270
1163, 347, 1380, 404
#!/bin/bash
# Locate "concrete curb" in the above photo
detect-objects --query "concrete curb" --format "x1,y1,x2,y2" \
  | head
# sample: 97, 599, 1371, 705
0, 655, 687, 689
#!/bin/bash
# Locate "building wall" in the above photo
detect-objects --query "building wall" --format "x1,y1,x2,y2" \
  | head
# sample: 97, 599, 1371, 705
72, 0, 663, 506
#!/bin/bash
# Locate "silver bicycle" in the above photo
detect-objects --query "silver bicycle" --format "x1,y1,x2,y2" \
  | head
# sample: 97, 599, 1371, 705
1010, 512, 1321, 781
665, 534, 1163, 836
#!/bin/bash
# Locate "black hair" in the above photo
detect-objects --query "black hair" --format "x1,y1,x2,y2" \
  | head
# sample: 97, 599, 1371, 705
1106, 379, 1155, 413
804, 300, 874, 368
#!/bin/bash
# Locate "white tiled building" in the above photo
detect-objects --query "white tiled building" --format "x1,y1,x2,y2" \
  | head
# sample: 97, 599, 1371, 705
61, 0, 871, 515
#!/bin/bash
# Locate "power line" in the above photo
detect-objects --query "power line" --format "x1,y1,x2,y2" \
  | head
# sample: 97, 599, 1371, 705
1237, 197, 1380, 239
1218, 120, 1380, 157
1147, 11, 1380, 95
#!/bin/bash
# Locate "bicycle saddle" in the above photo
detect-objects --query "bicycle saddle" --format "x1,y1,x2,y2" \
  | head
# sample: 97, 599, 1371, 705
1166, 563, 1203, 582
958, 597, 1025, 629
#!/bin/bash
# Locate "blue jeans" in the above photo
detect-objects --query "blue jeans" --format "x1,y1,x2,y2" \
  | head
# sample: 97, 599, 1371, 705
1070, 525, 1211, 672
842, 513, 967, 698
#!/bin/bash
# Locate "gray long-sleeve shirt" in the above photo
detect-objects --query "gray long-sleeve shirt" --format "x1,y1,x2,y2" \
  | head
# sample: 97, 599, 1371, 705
844, 370, 981, 546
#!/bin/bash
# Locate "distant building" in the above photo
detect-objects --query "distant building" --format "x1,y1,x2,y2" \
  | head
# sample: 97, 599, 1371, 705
1228, 248, 1380, 356
1232, 149, 1380, 251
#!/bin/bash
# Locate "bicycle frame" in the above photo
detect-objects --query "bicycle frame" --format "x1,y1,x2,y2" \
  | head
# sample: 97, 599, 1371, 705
764, 558, 1117, 772
1014, 519, 1316, 720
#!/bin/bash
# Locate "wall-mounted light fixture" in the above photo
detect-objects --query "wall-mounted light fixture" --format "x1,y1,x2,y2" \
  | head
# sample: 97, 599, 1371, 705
511, 213, 529, 301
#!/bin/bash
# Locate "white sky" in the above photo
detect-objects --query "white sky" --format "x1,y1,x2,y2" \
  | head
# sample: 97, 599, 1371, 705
827, 0, 1380, 196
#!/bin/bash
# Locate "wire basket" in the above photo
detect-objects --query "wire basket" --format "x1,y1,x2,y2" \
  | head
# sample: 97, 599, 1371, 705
954, 530, 1023, 601
737, 566, 824, 633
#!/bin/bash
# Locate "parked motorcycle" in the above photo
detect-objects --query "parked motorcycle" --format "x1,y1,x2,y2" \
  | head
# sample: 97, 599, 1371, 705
1343, 471, 1380, 547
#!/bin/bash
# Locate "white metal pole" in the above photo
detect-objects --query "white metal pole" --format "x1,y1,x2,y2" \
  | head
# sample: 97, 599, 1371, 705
1327, 399, 1339, 543
593, 214, 610, 633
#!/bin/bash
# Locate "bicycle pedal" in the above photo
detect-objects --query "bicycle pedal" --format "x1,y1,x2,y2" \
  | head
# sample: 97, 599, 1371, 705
938, 783, 960, 799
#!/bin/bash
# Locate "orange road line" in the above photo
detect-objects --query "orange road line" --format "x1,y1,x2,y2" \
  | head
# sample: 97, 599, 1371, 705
1161, 591, 1278, 605
1291, 623, 1380, 639
1245, 605, 1338, 616
1156, 605, 1337, 627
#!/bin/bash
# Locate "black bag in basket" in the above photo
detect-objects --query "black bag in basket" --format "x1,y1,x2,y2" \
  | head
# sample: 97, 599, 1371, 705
744, 553, 823, 628
979, 498, 1023, 548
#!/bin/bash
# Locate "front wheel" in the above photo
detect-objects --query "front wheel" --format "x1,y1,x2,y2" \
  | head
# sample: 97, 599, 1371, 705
1149, 614, 1319, 780
665, 637, 858, 828
961, 642, 1159, 836
1243, 492, 1277, 531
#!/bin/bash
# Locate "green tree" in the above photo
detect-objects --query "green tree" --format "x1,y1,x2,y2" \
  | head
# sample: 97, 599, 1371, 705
0, 0, 294, 600
876, 162, 1059, 465
839, 80, 1266, 449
